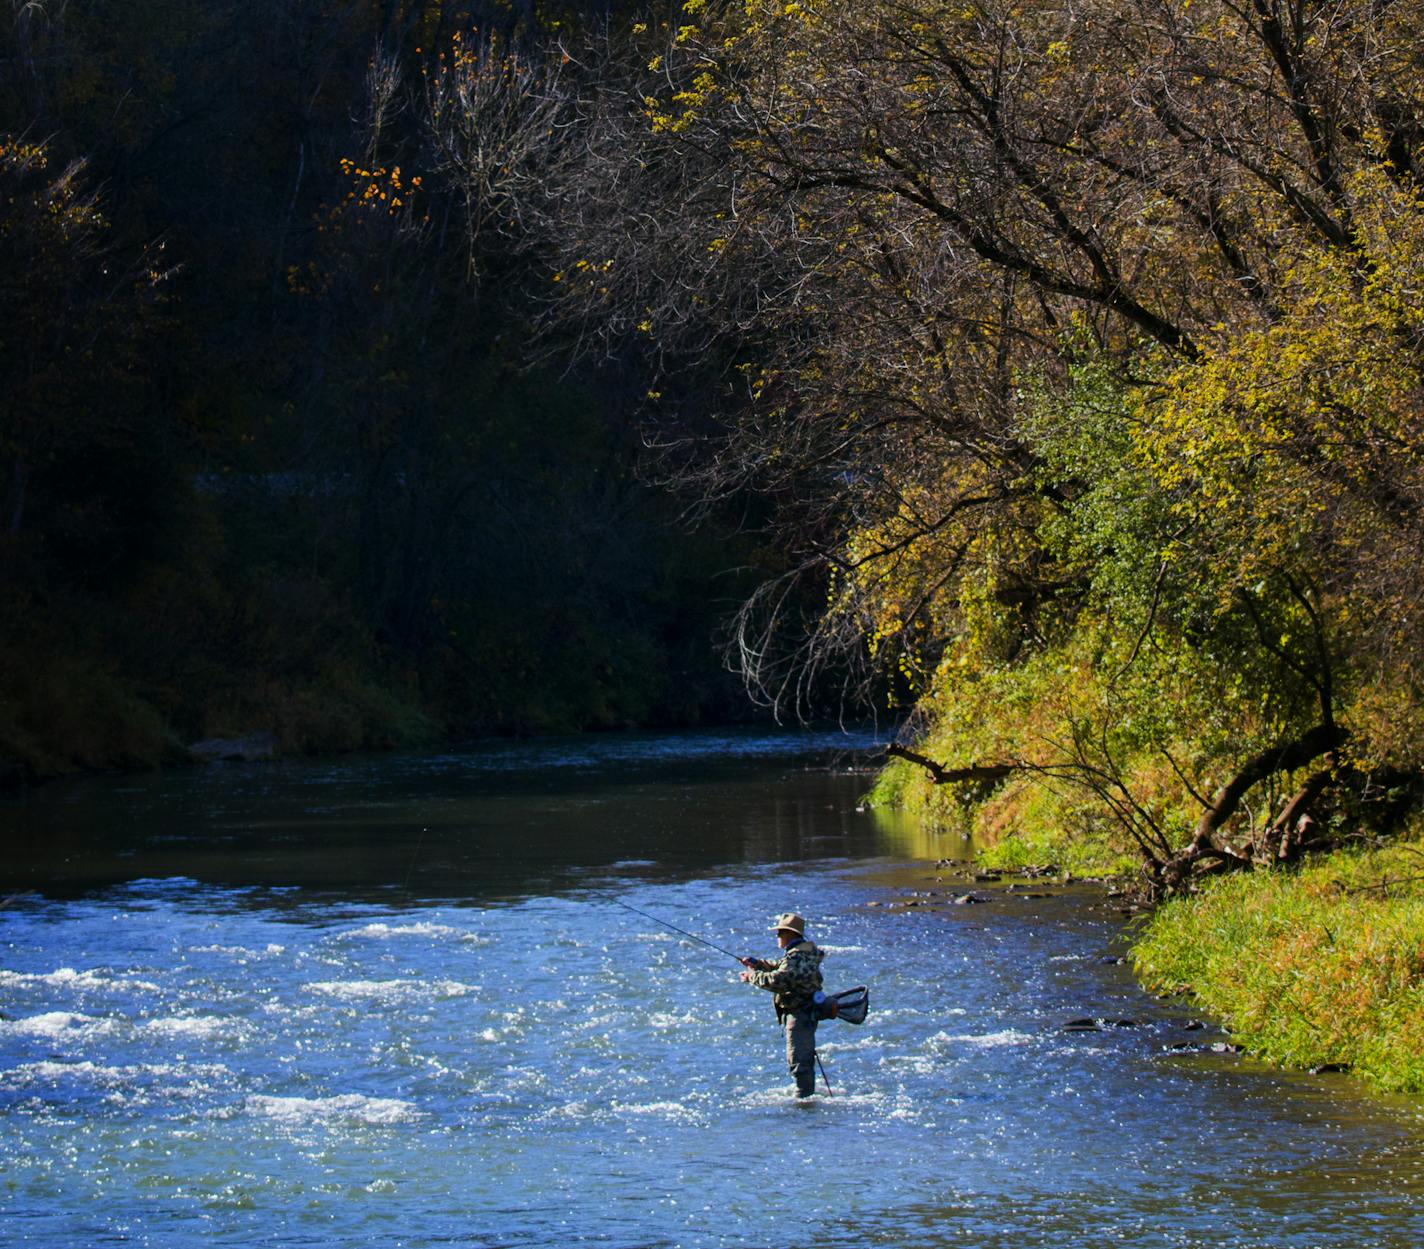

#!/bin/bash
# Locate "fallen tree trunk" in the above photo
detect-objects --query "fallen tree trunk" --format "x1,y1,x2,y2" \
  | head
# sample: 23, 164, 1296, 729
886, 727, 1362, 899
1262, 765, 1336, 862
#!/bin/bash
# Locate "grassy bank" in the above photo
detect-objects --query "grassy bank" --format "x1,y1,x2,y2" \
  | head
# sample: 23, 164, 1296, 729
0, 636, 438, 787
1132, 832, 1424, 1094
0, 629, 746, 788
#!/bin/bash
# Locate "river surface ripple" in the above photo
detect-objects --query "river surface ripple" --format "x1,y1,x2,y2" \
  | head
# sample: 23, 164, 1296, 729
2, 730, 1423, 1247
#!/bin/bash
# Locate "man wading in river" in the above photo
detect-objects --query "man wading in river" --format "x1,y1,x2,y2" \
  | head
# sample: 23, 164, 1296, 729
740, 912, 826, 1098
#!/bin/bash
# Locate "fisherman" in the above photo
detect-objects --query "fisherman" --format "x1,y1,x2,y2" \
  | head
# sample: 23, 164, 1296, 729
740, 912, 826, 1098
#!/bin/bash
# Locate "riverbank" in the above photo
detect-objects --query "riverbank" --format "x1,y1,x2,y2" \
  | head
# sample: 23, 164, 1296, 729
1132, 834, 1424, 1095
868, 748, 1143, 880
870, 753, 1424, 1095
0, 640, 437, 791
0, 624, 756, 792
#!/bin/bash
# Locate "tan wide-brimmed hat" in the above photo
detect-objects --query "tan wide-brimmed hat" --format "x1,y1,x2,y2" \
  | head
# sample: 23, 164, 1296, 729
770, 912, 806, 936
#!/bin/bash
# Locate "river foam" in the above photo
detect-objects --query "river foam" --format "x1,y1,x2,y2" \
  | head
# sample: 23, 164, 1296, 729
927, 1028, 1036, 1050
301, 978, 479, 1001
0, 967, 161, 993
244, 1093, 420, 1125
0, 1010, 120, 1041
337, 921, 488, 943
141, 1015, 249, 1041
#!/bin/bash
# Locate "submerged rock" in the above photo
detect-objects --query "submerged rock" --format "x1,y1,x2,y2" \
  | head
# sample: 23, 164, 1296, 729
1063, 1017, 1139, 1032
189, 733, 278, 763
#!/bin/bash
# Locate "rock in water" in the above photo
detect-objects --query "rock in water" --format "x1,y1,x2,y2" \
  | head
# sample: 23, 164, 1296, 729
189, 733, 278, 762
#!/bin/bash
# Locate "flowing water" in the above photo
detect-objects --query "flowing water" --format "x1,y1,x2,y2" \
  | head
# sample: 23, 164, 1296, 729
3, 730, 1423, 1248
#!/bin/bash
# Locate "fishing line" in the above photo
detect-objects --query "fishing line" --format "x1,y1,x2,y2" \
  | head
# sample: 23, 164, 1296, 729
401, 826, 429, 893
612, 899, 746, 964
616, 899, 850, 1097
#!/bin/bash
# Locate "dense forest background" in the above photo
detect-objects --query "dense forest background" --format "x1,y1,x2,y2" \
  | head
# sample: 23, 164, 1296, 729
610, 0, 1424, 897
1, 1, 774, 785
6, 0, 1424, 900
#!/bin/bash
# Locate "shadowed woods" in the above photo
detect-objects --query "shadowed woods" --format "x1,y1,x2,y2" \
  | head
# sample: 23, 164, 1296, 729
0, 2, 795, 784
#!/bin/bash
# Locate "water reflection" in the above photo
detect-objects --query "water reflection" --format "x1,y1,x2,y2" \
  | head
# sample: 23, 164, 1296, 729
2, 729, 931, 899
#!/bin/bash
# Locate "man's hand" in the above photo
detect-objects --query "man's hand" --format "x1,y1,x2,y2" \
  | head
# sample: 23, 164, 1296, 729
739, 969, 754, 982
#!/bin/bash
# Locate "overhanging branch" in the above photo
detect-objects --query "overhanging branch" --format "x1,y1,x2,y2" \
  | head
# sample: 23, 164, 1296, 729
885, 744, 1019, 785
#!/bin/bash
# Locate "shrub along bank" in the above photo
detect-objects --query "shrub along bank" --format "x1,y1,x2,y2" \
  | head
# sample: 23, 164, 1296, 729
872, 746, 1424, 1094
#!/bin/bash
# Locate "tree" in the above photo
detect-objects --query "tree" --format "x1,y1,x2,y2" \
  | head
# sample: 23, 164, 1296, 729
0, 136, 170, 558
541, 0, 1424, 890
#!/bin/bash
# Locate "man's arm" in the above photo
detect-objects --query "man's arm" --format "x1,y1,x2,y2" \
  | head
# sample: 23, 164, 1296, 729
743, 956, 793, 992
740, 954, 784, 987
744, 947, 820, 995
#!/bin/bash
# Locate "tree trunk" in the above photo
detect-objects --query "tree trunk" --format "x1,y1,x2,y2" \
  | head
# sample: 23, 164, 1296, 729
7, 456, 27, 538
1261, 765, 1336, 862
1152, 724, 1345, 895
1188, 723, 1343, 855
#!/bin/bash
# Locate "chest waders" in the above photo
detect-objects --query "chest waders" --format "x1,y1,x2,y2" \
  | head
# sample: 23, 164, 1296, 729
783, 1006, 819, 1098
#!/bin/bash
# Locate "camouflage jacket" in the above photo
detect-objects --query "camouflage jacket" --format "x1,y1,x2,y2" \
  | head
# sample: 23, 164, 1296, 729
747, 939, 825, 1015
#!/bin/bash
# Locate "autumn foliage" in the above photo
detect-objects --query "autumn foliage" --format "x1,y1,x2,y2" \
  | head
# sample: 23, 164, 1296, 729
542, 0, 1424, 891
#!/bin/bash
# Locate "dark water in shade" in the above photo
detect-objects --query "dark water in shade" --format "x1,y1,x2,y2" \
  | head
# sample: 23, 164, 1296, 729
2, 730, 1423, 1248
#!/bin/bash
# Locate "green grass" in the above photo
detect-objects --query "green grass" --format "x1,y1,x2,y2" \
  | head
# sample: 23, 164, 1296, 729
974, 818, 1138, 877
1132, 833, 1424, 1093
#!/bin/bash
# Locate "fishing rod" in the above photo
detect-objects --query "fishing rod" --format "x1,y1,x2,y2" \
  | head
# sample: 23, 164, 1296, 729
617, 898, 846, 1098
612, 899, 748, 965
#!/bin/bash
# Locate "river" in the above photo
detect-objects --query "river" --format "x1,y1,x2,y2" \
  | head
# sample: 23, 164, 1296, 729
2, 730, 1422, 1247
